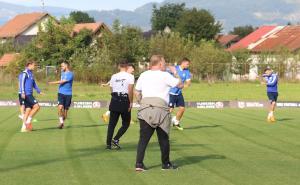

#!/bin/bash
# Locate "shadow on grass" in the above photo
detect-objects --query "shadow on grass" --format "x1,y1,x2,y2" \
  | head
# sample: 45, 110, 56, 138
184, 125, 222, 130
276, 118, 294, 122
0, 146, 101, 173
147, 154, 226, 169
35, 123, 106, 132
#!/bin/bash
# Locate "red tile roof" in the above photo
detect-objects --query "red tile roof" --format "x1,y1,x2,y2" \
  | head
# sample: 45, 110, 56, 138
217, 34, 239, 46
228, 26, 277, 51
252, 26, 300, 52
0, 12, 48, 38
0, 53, 19, 67
72, 22, 105, 34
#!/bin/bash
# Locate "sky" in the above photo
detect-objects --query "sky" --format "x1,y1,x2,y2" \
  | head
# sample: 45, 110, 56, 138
0, 0, 164, 10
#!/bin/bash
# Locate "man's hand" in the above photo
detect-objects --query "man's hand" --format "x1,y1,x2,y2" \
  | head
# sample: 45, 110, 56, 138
21, 93, 25, 99
48, 81, 54, 85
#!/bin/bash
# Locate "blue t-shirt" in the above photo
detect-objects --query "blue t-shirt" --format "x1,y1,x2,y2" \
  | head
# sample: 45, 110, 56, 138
58, 71, 74, 95
264, 73, 278, 93
169, 65, 191, 95
20, 69, 41, 95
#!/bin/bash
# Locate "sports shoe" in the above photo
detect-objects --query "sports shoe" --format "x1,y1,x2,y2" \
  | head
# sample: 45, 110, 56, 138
21, 127, 28, 133
102, 114, 109, 124
270, 116, 276, 122
25, 123, 33, 132
112, 139, 121, 149
105, 145, 112, 150
174, 124, 184, 131
135, 163, 147, 172
58, 123, 64, 129
162, 162, 178, 170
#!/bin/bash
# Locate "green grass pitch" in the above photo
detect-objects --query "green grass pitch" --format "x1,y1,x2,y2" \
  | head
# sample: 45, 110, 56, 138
1, 107, 300, 185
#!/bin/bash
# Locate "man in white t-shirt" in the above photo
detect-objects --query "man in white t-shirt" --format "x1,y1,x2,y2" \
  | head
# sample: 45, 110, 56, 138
134, 55, 183, 171
106, 61, 135, 150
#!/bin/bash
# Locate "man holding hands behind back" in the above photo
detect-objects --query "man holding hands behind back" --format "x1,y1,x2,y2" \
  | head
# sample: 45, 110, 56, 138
134, 55, 183, 172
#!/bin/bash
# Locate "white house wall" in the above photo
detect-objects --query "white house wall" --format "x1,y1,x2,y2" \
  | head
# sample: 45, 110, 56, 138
21, 16, 49, 36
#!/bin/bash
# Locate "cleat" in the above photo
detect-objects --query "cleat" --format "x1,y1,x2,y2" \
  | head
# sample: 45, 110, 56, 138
162, 162, 178, 170
102, 114, 109, 124
25, 123, 33, 132
270, 116, 276, 122
58, 123, 64, 129
135, 163, 147, 172
21, 127, 28, 133
105, 145, 112, 150
174, 124, 184, 131
112, 139, 121, 149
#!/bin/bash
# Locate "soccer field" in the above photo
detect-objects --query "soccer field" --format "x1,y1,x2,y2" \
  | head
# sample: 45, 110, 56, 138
1, 107, 300, 185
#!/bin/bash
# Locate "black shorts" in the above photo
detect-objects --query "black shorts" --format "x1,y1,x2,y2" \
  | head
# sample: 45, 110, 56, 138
169, 94, 185, 108
58, 93, 72, 110
18, 94, 25, 106
267, 92, 278, 103
24, 95, 38, 109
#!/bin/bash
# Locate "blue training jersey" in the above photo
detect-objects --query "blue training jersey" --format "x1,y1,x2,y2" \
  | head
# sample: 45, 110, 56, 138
58, 71, 74, 95
20, 68, 41, 95
169, 65, 191, 95
264, 73, 278, 93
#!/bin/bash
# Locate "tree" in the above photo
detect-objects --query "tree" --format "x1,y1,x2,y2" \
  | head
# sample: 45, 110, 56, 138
175, 8, 222, 41
230, 25, 255, 38
151, 3, 186, 31
230, 49, 252, 78
69, 11, 95, 23
149, 32, 194, 64
189, 41, 231, 81
101, 25, 148, 65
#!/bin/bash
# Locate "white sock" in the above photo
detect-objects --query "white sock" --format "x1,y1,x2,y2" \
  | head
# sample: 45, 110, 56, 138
105, 111, 110, 116
59, 117, 64, 124
268, 111, 274, 119
26, 117, 32, 124
172, 116, 180, 126
21, 123, 26, 130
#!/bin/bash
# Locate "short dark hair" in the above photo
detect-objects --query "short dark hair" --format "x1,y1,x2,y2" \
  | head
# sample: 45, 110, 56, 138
62, 61, 70, 67
26, 59, 36, 67
180, 57, 191, 64
264, 67, 272, 72
119, 60, 128, 68
127, 63, 135, 69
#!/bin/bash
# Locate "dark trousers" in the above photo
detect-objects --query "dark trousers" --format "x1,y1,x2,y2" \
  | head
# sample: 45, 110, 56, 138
136, 119, 170, 165
106, 111, 131, 146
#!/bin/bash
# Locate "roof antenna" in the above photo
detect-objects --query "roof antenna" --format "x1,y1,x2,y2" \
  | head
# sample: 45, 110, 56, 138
41, 0, 45, 11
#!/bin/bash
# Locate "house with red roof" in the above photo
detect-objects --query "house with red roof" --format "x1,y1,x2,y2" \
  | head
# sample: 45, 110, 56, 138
72, 22, 110, 38
252, 26, 300, 52
0, 12, 53, 46
217, 34, 240, 48
228, 26, 279, 52
0, 53, 20, 67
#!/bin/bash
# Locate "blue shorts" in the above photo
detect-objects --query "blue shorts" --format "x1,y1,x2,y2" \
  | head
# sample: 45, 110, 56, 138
267, 92, 278, 103
24, 95, 38, 109
18, 94, 25, 106
169, 94, 185, 108
58, 93, 72, 110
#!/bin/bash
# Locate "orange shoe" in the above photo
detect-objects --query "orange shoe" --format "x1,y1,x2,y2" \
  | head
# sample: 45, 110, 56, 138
270, 116, 276, 122
26, 123, 33, 131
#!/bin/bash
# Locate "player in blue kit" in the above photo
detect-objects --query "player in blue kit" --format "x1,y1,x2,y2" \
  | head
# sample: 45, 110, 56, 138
20, 60, 43, 132
261, 67, 278, 123
169, 58, 192, 131
49, 61, 74, 129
